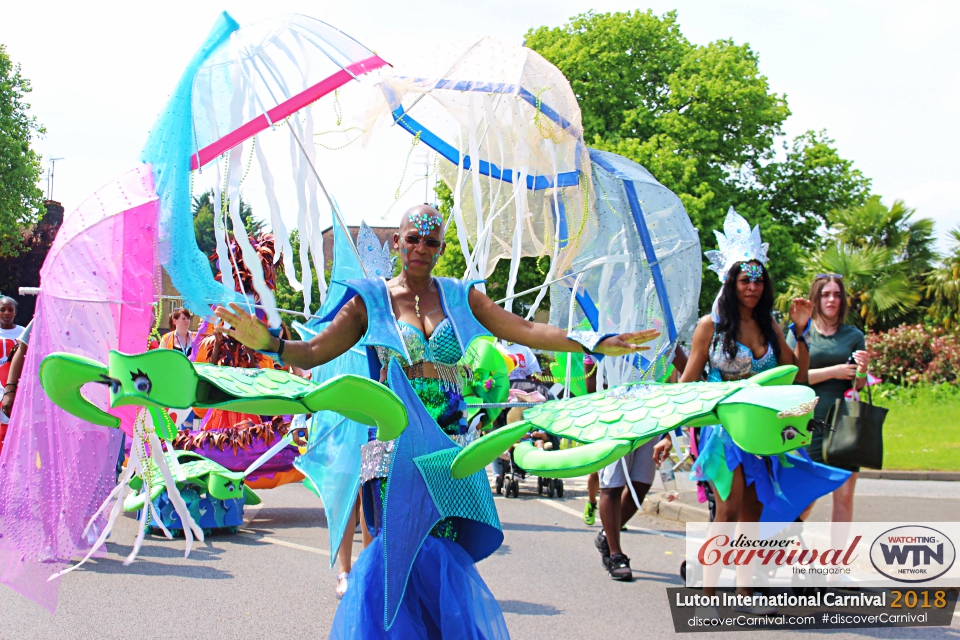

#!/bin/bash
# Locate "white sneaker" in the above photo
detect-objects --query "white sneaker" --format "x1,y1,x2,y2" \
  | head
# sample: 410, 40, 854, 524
336, 572, 349, 599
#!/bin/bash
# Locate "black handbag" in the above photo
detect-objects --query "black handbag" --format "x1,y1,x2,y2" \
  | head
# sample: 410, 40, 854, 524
822, 382, 887, 469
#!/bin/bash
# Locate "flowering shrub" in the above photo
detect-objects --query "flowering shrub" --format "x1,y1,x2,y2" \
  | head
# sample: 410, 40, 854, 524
927, 333, 960, 384
867, 324, 959, 385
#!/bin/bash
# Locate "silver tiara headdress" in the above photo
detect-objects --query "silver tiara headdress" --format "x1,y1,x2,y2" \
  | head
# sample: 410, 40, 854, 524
704, 208, 769, 282
357, 221, 396, 278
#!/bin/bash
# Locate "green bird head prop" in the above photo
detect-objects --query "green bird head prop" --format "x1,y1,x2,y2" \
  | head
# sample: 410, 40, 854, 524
39, 349, 409, 441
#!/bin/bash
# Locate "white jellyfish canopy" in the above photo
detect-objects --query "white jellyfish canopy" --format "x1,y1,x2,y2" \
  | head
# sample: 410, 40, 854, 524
146, 12, 389, 323
364, 37, 594, 316
549, 149, 702, 385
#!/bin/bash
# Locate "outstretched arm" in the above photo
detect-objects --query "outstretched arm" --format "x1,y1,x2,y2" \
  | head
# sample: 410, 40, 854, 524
776, 298, 811, 383
468, 288, 659, 357
213, 296, 368, 370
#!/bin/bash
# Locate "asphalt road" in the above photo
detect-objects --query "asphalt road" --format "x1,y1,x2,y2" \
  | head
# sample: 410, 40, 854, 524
1, 475, 957, 639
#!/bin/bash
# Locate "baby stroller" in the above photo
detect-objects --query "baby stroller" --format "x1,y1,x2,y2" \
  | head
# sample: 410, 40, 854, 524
492, 379, 564, 499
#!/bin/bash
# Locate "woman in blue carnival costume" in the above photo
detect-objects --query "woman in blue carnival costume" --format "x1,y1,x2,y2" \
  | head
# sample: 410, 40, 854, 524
214, 204, 659, 639
654, 209, 850, 606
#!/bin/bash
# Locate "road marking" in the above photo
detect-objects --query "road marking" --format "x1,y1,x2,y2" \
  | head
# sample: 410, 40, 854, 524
239, 508, 360, 560
535, 498, 686, 540
537, 498, 585, 519
239, 530, 330, 556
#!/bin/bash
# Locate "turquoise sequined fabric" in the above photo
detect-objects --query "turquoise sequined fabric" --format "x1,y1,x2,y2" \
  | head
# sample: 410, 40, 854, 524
377, 318, 463, 367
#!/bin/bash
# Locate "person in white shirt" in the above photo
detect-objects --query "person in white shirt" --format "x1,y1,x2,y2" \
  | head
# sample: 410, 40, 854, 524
504, 343, 541, 381
0, 296, 25, 390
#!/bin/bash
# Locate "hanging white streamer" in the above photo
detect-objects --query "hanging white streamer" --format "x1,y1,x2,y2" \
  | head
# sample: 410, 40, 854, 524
48, 411, 204, 580
289, 126, 315, 314
226, 139, 282, 327
503, 99, 532, 316
211, 165, 232, 300
290, 112, 328, 305
255, 135, 301, 293
525, 146, 563, 320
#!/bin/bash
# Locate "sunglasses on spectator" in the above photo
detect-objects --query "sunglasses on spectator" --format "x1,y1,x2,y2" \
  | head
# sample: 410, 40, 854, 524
815, 273, 843, 280
403, 235, 443, 249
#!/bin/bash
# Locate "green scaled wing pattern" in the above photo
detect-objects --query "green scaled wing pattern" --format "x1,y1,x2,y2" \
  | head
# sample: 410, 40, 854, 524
452, 365, 818, 479
523, 381, 735, 443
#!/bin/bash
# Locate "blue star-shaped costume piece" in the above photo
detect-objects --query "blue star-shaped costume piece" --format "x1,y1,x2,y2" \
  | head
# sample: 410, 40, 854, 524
382, 362, 502, 629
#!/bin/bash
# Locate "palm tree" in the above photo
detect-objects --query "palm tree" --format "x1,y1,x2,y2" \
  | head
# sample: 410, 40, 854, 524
829, 196, 936, 279
778, 243, 920, 332
925, 226, 960, 330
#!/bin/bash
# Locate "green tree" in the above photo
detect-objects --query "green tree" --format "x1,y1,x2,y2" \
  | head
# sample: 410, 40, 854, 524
829, 196, 936, 280
192, 190, 263, 259
273, 230, 326, 328
432, 181, 550, 317
0, 45, 45, 257
754, 130, 871, 246
925, 226, 960, 330
525, 11, 870, 311
777, 197, 936, 331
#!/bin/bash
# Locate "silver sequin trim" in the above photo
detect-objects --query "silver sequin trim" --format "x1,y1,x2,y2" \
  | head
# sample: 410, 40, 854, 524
360, 439, 394, 483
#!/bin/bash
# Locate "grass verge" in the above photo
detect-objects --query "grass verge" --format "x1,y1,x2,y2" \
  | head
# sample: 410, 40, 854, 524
872, 384, 960, 471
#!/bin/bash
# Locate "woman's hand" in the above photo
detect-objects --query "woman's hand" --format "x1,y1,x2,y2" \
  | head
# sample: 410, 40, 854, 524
789, 298, 813, 329
213, 303, 275, 351
832, 363, 858, 380
594, 329, 661, 357
1, 387, 14, 417
652, 435, 672, 465
852, 350, 870, 375
291, 427, 309, 447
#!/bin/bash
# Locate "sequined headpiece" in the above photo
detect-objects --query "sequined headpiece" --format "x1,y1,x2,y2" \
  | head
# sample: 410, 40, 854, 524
409, 210, 443, 236
704, 208, 769, 282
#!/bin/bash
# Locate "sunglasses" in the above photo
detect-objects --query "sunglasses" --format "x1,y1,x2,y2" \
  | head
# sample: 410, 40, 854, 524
816, 273, 843, 280
403, 235, 443, 249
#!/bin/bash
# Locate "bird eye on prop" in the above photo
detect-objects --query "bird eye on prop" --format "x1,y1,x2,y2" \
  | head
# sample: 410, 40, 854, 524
780, 425, 799, 444
131, 369, 152, 394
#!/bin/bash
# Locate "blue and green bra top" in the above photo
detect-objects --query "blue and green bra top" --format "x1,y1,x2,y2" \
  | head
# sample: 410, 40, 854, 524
320, 277, 491, 389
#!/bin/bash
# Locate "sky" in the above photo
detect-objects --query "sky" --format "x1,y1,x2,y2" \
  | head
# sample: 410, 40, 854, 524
3, 0, 958, 251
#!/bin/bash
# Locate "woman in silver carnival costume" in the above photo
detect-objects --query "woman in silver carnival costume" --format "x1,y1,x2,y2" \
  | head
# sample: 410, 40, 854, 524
654, 209, 850, 612
215, 204, 659, 639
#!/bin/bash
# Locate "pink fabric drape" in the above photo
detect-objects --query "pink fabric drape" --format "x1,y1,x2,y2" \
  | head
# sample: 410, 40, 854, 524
0, 166, 159, 612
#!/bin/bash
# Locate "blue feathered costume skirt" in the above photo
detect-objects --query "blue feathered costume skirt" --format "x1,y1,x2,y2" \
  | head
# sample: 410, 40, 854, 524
330, 534, 509, 639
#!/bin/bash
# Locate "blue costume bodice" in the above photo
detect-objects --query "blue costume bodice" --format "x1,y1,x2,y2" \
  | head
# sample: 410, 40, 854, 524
377, 318, 463, 369
320, 276, 490, 382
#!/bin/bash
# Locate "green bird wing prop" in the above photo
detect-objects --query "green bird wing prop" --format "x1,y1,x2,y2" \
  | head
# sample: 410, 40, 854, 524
123, 450, 261, 512
40, 349, 408, 441
451, 365, 820, 479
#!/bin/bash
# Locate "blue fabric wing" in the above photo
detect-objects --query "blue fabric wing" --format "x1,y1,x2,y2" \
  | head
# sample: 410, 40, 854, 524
141, 12, 243, 317
293, 217, 371, 566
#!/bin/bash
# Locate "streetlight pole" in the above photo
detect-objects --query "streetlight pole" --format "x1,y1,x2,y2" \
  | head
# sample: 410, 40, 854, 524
47, 157, 64, 200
